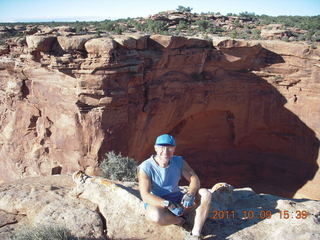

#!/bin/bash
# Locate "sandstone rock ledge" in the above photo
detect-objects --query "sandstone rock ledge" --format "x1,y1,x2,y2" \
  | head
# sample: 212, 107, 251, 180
1, 34, 319, 200
0, 175, 319, 240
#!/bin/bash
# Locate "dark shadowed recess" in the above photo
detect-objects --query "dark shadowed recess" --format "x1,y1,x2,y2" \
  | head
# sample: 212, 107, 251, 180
97, 42, 319, 199
137, 47, 318, 199
169, 53, 319, 198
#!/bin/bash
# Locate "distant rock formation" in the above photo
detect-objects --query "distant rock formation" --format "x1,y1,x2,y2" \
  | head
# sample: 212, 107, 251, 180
0, 174, 319, 239
0, 33, 319, 200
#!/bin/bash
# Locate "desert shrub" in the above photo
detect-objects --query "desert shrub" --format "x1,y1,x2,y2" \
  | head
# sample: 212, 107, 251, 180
233, 18, 241, 28
99, 151, 138, 181
239, 11, 256, 18
311, 30, 320, 42
305, 30, 315, 41
75, 25, 83, 34
297, 34, 306, 41
251, 29, 261, 39
114, 25, 124, 34
143, 20, 168, 34
10, 225, 79, 240
229, 30, 238, 39
238, 30, 250, 39
131, 21, 143, 31
176, 20, 189, 31
100, 20, 115, 31
95, 30, 101, 38
195, 20, 210, 31
176, 6, 193, 13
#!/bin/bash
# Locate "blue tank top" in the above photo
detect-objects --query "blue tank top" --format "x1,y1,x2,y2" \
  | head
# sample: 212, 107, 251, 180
139, 155, 184, 198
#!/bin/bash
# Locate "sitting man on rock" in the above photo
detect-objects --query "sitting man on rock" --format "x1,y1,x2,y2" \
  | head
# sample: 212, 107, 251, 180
138, 134, 212, 240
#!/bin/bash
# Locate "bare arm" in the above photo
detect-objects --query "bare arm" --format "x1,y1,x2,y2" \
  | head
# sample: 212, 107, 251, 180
138, 168, 166, 208
182, 160, 200, 196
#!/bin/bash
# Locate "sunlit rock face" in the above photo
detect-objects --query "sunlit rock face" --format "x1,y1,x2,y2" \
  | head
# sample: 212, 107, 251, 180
0, 33, 319, 199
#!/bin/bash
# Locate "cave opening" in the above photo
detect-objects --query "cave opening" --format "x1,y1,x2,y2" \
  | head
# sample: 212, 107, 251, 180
165, 109, 319, 198
107, 45, 319, 199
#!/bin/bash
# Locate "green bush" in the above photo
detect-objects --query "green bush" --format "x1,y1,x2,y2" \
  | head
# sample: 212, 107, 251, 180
99, 151, 138, 181
195, 20, 210, 31
251, 29, 261, 39
176, 6, 193, 13
95, 30, 101, 38
229, 30, 238, 39
311, 30, 320, 42
10, 225, 79, 240
114, 25, 124, 34
140, 20, 168, 34
297, 34, 306, 41
239, 11, 256, 18
238, 30, 250, 39
176, 20, 189, 31
100, 21, 115, 31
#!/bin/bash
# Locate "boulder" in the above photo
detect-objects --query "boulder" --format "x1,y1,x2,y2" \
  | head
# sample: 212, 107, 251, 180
84, 37, 117, 56
0, 175, 104, 240
73, 171, 184, 240
261, 29, 292, 39
57, 35, 95, 52
150, 34, 211, 48
113, 35, 137, 49
26, 35, 56, 52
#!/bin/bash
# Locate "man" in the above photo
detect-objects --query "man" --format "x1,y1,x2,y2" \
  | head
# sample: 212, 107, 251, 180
138, 134, 212, 240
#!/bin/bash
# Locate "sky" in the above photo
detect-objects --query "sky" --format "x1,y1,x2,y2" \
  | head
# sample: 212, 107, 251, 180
0, 0, 319, 23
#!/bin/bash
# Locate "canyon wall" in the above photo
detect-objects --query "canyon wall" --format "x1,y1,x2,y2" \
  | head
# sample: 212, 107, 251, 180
0, 34, 319, 199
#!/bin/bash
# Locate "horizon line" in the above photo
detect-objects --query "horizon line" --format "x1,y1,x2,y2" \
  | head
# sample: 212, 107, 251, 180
1, 13, 319, 24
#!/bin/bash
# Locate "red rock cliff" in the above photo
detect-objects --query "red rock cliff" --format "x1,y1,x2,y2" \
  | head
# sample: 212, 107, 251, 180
0, 34, 319, 199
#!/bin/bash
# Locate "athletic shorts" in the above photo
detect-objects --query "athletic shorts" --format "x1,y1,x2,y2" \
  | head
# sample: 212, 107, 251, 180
144, 191, 184, 209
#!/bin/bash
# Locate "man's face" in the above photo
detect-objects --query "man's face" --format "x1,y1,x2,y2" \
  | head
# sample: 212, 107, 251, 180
154, 145, 175, 163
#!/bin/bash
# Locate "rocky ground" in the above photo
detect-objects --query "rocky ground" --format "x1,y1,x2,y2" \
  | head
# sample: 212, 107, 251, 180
0, 174, 319, 240
0, 10, 318, 42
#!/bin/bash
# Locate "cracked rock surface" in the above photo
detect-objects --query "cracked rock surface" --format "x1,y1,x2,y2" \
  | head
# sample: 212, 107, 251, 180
0, 175, 104, 240
0, 174, 320, 240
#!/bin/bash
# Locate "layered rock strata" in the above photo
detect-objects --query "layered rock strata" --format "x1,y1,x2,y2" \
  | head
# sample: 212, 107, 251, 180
0, 34, 319, 199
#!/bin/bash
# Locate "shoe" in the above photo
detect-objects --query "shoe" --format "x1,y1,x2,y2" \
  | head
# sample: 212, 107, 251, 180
184, 232, 203, 240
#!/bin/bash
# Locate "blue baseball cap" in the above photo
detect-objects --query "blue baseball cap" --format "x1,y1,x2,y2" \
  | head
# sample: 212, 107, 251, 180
155, 134, 176, 146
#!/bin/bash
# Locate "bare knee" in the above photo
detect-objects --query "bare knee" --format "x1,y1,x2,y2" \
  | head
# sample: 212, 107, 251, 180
198, 188, 212, 205
146, 207, 167, 225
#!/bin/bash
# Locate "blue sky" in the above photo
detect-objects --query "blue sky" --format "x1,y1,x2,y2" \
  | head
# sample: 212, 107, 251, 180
0, 0, 319, 22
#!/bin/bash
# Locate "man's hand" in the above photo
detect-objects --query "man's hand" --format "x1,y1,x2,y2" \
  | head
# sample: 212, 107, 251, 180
181, 193, 195, 208
167, 202, 184, 216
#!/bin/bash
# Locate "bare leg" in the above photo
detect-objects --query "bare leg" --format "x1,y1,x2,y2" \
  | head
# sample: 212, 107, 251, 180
191, 188, 212, 236
146, 205, 184, 226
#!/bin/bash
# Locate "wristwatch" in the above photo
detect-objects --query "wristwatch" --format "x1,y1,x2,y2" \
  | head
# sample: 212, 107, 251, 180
163, 200, 170, 208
